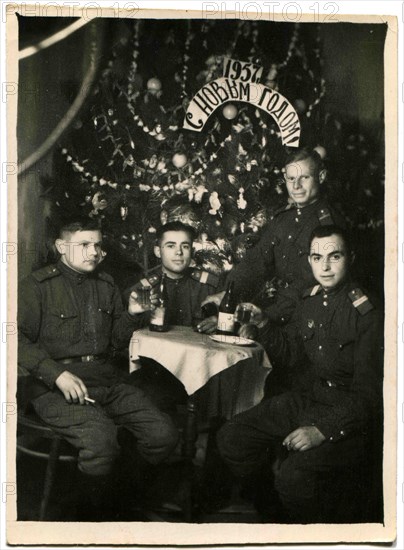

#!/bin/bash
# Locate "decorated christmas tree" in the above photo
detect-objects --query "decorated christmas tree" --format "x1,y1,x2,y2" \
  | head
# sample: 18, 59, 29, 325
44, 18, 384, 291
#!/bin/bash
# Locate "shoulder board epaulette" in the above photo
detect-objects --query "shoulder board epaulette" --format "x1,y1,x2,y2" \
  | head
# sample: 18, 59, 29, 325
348, 288, 374, 315
98, 271, 115, 285
31, 265, 60, 282
190, 269, 220, 288
302, 284, 322, 298
317, 207, 333, 226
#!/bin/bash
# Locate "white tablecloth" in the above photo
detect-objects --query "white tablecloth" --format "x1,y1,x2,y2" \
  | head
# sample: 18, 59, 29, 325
129, 325, 271, 397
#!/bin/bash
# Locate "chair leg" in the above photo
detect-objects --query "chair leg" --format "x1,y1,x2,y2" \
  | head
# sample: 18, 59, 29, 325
39, 438, 61, 521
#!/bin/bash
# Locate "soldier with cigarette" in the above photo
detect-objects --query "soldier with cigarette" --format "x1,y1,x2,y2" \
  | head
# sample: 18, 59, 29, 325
18, 219, 179, 519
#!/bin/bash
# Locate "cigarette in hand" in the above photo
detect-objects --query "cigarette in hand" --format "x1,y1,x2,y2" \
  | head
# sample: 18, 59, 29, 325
84, 396, 96, 404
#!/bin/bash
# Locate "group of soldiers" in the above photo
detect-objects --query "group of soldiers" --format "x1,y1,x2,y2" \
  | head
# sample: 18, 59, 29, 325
18, 147, 384, 523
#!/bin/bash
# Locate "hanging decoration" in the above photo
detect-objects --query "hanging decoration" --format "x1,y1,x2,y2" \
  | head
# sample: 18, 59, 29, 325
222, 103, 238, 120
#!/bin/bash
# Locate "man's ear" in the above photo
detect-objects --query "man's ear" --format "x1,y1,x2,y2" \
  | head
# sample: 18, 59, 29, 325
154, 245, 161, 259
319, 169, 327, 185
307, 255, 312, 266
55, 239, 66, 255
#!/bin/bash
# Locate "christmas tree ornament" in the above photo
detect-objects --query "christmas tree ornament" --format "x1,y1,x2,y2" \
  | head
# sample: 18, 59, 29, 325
147, 77, 162, 94
294, 98, 306, 114
265, 63, 278, 88
237, 188, 247, 210
172, 153, 188, 168
314, 145, 327, 159
91, 192, 108, 213
160, 210, 168, 225
157, 160, 167, 173
223, 104, 238, 120
120, 206, 129, 220
149, 155, 158, 169
209, 191, 222, 215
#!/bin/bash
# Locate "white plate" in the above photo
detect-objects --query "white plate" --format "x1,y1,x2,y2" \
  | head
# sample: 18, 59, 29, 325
209, 334, 256, 346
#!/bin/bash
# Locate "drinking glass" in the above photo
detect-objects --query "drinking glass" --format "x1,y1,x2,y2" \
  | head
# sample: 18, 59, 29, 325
236, 303, 253, 325
137, 286, 152, 309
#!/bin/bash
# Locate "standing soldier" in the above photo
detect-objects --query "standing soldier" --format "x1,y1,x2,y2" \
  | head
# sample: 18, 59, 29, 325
217, 225, 384, 523
203, 147, 346, 326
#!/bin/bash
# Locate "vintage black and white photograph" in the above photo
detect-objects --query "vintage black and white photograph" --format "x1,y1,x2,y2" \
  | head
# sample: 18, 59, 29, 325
6, 3, 397, 546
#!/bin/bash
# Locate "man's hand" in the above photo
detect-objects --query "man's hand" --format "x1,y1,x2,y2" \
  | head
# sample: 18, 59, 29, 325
128, 287, 159, 315
196, 316, 218, 334
201, 291, 225, 308
283, 426, 326, 452
239, 323, 259, 340
236, 303, 267, 328
55, 371, 89, 405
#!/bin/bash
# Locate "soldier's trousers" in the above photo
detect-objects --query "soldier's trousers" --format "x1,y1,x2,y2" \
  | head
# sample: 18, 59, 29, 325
217, 391, 367, 523
32, 383, 179, 476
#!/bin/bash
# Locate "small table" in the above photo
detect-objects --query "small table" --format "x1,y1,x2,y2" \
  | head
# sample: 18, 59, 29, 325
129, 325, 271, 416
129, 325, 272, 520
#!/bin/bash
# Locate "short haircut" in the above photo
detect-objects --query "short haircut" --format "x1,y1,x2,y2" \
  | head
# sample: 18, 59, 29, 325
155, 221, 195, 245
309, 225, 352, 256
284, 147, 324, 174
58, 218, 101, 238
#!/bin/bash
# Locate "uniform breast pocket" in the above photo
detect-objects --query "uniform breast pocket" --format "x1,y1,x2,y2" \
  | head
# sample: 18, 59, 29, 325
43, 307, 80, 344
97, 303, 113, 333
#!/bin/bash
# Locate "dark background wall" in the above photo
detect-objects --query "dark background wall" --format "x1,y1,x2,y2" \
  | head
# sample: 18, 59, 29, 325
321, 23, 385, 131
17, 18, 386, 280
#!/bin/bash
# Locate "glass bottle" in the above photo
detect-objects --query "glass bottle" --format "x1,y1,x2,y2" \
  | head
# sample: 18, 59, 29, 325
216, 281, 237, 335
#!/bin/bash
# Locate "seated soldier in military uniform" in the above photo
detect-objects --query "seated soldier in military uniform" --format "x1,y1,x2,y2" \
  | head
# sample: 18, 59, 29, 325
217, 225, 384, 523
18, 219, 179, 519
125, 221, 223, 411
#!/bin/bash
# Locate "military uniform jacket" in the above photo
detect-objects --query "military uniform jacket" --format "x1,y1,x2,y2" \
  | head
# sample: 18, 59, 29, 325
18, 261, 140, 391
260, 281, 384, 442
126, 267, 222, 328
227, 197, 346, 302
